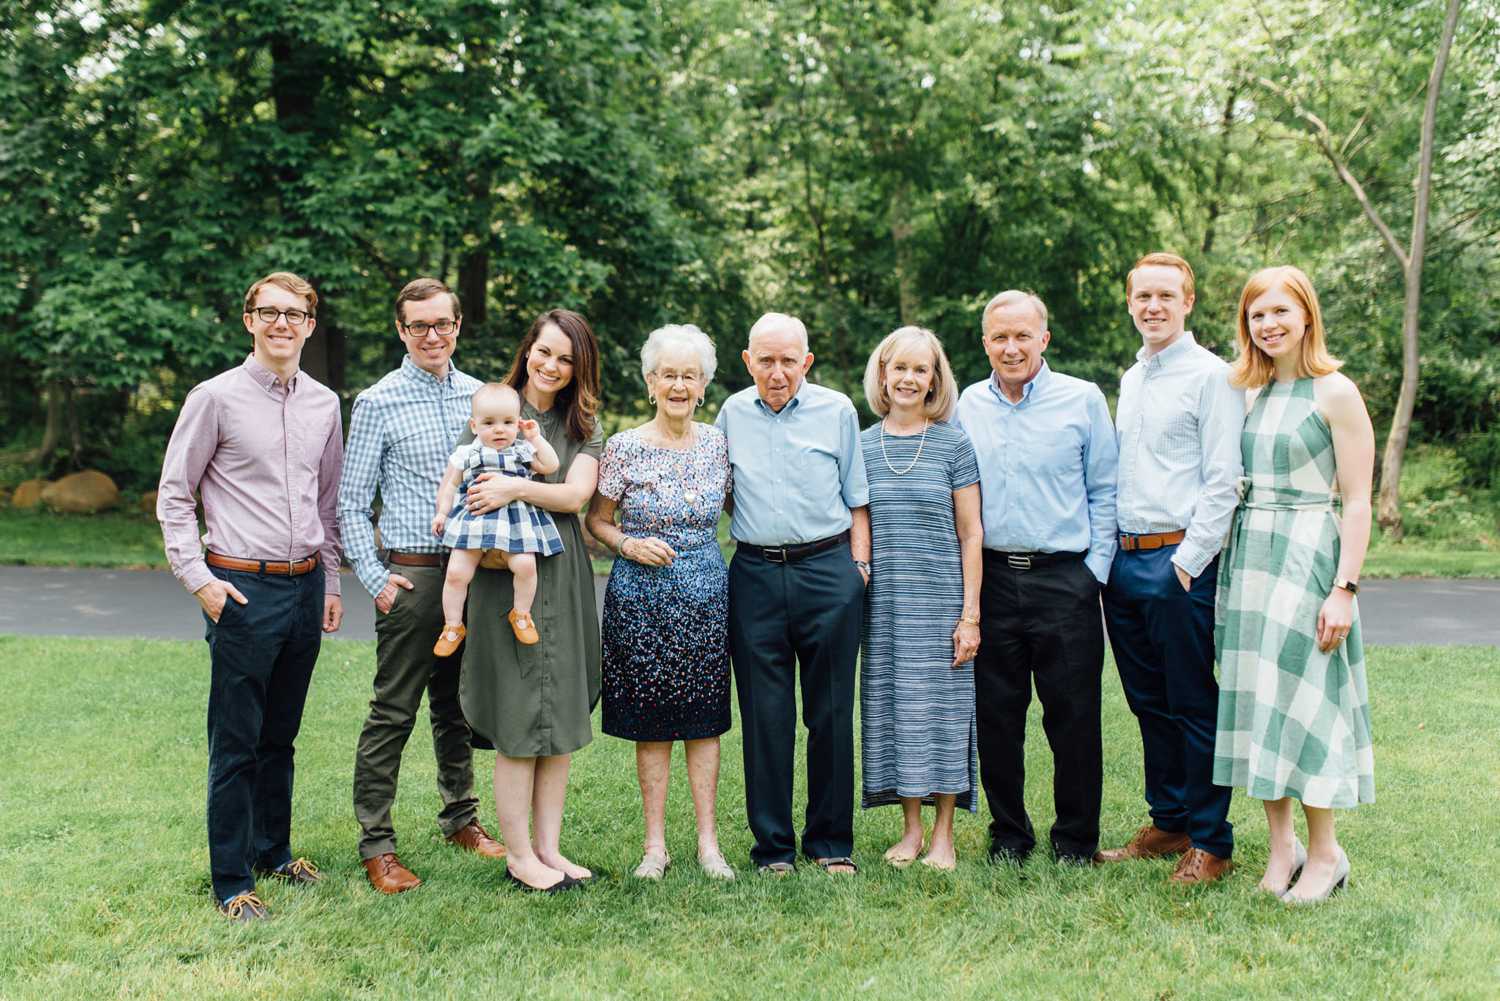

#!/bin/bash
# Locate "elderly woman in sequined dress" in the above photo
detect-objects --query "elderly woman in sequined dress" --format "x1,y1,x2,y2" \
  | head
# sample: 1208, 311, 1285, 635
585, 324, 735, 881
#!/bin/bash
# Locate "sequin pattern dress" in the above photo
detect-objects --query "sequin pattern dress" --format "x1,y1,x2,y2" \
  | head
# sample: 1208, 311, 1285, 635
599, 424, 732, 741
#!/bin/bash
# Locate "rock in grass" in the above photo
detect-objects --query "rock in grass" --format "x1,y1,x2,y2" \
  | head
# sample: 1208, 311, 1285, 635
12, 478, 48, 509
41, 470, 120, 514
139, 489, 158, 514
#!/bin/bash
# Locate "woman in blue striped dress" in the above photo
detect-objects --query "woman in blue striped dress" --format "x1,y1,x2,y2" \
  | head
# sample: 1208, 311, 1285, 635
859, 327, 983, 870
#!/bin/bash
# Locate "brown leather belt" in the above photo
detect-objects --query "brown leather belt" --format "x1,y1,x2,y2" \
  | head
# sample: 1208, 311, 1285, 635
206, 552, 318, 576
387, 551, 445, 568
1118, 530, 1187, 552
740, 531, 850, 564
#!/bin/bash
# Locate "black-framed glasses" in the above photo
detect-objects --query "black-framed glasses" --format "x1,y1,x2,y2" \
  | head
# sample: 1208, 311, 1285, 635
402, 319, 457, 338
247, 306, 313, 326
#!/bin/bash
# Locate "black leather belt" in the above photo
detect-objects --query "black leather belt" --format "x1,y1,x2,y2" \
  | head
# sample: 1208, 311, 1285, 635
983, 549, 1083, 571
740, 531, 849, 564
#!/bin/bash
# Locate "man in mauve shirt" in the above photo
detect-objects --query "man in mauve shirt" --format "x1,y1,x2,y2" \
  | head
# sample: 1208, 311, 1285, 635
157, 271, 345, 922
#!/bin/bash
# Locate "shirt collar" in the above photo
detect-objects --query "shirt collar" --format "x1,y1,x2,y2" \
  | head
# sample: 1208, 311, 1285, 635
400, 354, 460, 388
754, 378, 808, 416
1136, 330, 1197, 368
243, 353, 296, 393
988, 359, 1050, 406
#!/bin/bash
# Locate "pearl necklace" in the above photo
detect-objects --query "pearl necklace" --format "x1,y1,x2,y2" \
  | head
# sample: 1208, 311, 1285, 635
880, 417, 929, 475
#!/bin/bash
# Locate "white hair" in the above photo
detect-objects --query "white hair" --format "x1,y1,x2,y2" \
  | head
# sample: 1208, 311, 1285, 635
640, 323, 717, 383
983, 289, 1048, 329
747, 312, 810, 356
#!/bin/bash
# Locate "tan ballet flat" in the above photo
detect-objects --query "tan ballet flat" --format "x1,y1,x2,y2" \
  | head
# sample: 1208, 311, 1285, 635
433, 623, 466, 657
508, 609, 539, 645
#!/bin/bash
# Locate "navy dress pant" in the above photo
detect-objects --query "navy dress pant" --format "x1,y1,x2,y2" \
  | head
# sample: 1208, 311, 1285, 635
202, 566, 324, 902
728, 545, 863, 867
1102, 545, 1233, 858
973, 551, 1104, 861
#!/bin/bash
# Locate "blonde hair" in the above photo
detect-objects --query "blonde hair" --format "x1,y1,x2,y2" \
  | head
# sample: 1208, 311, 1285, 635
1126, 252, 1196, 300
1230, 265, 1342, 389
862, 326, 959, 421
471, 382, 520, 416
243, 271, 317, 316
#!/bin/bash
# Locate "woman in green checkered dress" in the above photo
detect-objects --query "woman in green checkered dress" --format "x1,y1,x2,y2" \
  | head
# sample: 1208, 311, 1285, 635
1215, 266, 1375, 904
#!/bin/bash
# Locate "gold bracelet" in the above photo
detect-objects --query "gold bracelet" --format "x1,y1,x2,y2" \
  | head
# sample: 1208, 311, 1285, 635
960, 614, 980, 626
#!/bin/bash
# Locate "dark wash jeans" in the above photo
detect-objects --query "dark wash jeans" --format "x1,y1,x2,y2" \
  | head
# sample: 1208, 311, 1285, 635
1102, 544, 1233, 859
202, 566, 323, 902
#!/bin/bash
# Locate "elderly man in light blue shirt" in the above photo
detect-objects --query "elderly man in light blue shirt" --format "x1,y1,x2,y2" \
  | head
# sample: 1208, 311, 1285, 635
955, 289, 1118, 865
1096, 253, 1243, 885
716, 312, 870, 875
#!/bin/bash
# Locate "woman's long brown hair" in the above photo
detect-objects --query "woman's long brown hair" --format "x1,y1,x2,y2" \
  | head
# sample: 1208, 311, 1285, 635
504, 308, 601, 443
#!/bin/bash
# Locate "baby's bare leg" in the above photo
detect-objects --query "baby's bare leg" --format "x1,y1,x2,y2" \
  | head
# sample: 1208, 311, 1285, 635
509, 554, 538, 614
441, 549, 482, 624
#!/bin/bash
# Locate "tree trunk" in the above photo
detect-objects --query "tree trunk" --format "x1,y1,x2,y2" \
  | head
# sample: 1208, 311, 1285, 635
24, 379, 66, 463
1375, 0, 1463, 538
1201, 85, 1238, 256
889, 179, 919, 326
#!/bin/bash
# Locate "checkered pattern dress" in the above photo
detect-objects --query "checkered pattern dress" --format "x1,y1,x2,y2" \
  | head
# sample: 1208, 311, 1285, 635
440, 441, 564, 556
1213, 378, 1373, 808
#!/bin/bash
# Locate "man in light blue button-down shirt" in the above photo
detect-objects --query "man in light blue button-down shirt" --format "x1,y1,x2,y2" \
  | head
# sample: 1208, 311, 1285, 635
1097, 253, 1243, 884
717, 313, 870, 873
954, 290, 1117, 864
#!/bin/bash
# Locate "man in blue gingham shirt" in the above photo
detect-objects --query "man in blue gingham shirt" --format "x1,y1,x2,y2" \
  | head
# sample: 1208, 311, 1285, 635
338, 278, 505, 893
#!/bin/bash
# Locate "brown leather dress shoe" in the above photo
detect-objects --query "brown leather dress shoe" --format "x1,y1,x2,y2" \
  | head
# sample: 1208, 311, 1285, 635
1169, 846, 1233, 884
1095, 824, 1193, 862
446, 820, 507, 859
364, 852, 422, 893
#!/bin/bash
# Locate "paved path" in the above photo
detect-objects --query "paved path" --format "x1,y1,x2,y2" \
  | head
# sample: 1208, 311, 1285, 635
0, 565, 1495, 646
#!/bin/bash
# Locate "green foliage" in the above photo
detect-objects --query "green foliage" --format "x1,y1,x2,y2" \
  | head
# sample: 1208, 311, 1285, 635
1, 0, 1496, 479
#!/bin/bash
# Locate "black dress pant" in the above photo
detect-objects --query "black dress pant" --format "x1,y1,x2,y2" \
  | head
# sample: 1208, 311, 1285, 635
202, 566, 323, 902
728, 545, 864, 867
974, 550, 1104, 861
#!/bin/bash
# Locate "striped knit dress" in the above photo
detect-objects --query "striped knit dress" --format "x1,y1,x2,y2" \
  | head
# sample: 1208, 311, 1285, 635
859, 420, 980, 810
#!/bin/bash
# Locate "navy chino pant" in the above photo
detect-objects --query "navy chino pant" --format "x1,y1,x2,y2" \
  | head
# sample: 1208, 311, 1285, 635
1102, 544, 1233, 859
974, 551, 1104, 861
202, 566, 324, 902
728, 544, 863, 867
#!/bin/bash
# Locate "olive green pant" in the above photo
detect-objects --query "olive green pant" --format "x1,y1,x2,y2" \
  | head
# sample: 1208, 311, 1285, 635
353, 563, 478, 859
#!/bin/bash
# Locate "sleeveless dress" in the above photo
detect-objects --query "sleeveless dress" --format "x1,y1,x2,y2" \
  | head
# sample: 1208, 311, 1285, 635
439, 440, 564, 555
598, 424, 732, 741
859, 420, 981, 810
1213, 378, 1374, 809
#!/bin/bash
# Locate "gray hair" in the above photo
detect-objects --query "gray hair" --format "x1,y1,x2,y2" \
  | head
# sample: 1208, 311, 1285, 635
747, 312, 810, 356
983, 289, 1048, 329
640, 323, 717, 383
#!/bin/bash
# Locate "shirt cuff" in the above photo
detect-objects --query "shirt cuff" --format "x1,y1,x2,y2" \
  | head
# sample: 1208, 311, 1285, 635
1172, 542, 1215, 579
324, 569, 342, 597
355, 560, 389, 600
1085, 552, 1112, 585
178, 561, 215, 596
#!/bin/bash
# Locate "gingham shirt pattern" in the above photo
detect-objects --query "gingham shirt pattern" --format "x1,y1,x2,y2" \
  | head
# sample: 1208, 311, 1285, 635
338, 357, 482, 599
1212, 378, 1373, 808
439, 440, 564, 555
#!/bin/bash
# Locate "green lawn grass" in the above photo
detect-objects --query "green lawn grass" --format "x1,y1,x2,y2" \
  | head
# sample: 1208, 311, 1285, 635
1, 638, 1496, 999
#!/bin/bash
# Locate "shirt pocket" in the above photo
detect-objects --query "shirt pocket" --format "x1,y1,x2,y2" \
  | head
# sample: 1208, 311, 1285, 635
390, 425, 452, 477
1147, 412, 1198, 462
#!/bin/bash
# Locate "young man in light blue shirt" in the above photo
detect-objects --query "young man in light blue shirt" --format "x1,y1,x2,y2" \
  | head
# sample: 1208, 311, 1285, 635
1096, 253, 1243, 884
955, 290, 1118, 865
716, 313, 871, 874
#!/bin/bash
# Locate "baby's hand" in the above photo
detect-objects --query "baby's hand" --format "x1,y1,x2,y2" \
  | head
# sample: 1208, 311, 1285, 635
431, 513, 447, 536
519, 418, 540, 440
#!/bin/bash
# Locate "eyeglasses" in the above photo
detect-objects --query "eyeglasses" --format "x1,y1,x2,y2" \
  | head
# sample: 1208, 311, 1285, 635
653, 370, 702, 386
247, 307, 313, 326
402, 319, 457, 338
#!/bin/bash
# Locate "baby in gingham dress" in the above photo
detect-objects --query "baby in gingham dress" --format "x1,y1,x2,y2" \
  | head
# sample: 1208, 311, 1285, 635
431, 383, 563, 651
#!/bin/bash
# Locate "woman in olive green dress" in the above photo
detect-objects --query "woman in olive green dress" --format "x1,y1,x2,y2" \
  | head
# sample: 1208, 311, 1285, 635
461, 309, 604, 893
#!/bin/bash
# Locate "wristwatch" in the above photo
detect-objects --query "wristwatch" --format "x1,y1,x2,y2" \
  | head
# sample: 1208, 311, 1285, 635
1333, 578, 1359, 595
854, 560, 871, 576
